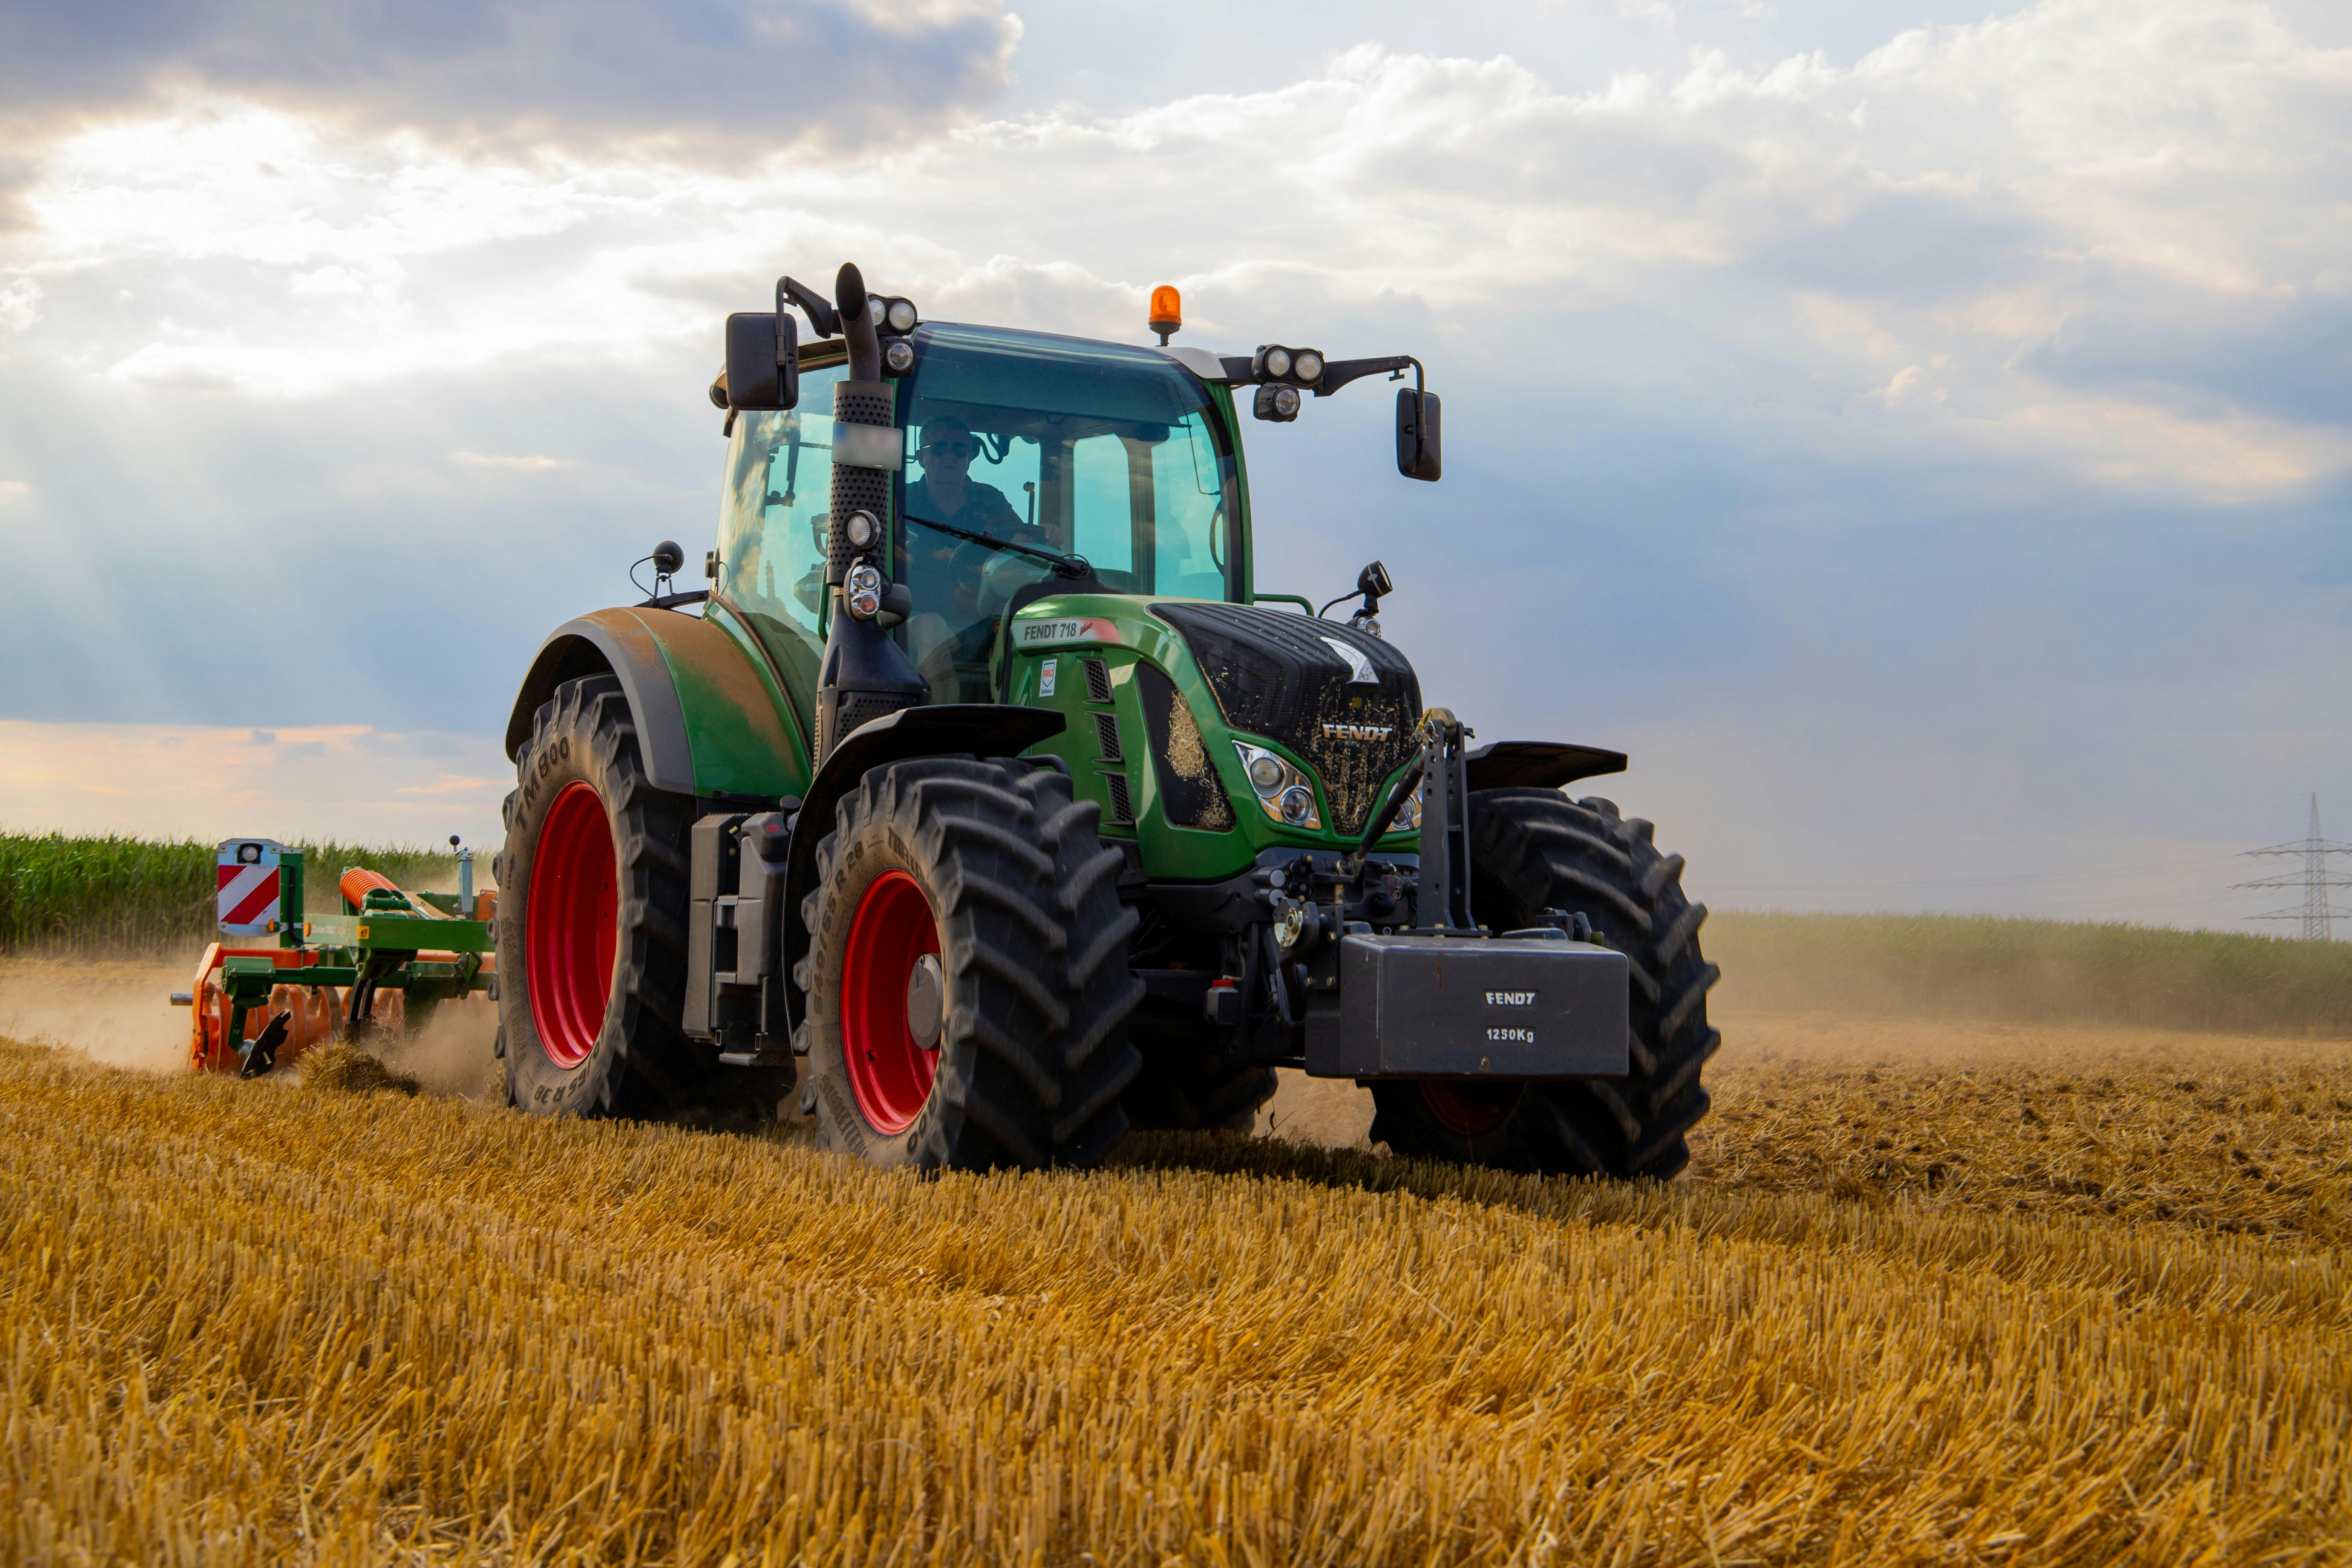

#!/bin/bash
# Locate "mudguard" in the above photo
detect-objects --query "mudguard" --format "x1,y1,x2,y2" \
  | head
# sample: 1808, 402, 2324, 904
505, 608, 807, 801
1463, 740, 1626, 792
782, 704, 1069, 921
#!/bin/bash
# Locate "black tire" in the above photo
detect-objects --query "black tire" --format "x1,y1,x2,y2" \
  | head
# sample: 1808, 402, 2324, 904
498, 674, 739, 1121
1123, 1048, 1277, 1134
1369, 791, 1720, 1177
793, 757, 1142, 1170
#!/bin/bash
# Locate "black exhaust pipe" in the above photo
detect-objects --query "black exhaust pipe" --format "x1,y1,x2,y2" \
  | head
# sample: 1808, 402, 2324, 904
812, 262, 927, 764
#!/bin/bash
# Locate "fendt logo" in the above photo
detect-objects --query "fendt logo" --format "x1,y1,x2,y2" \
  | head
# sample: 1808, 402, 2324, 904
1486, 991, 1537, 1006
1321, 723, 1393, 743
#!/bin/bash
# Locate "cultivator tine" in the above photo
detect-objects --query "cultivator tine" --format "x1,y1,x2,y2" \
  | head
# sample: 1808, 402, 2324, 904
240, 1010, 293, 1078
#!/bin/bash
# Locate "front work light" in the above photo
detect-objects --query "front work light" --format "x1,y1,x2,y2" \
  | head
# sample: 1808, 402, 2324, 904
1253, 384, 1301, 422
869, 295, 920, 335
845, 562, 884, 619
1251, 345, 1326, 387
884, 340, 915, 374
1233, 741, 1321, 830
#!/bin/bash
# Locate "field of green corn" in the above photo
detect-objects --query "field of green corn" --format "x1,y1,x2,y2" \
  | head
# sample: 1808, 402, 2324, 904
0, 832, 467, 956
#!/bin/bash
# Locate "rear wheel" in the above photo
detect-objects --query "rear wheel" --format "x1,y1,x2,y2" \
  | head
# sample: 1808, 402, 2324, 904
796, 757, 1142, 1170
1369, 791, 1720, 1178
498, 674, 726, 1120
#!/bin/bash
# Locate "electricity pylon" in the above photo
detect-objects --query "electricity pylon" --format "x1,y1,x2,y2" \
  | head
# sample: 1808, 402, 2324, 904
2236, 794, 2352, 941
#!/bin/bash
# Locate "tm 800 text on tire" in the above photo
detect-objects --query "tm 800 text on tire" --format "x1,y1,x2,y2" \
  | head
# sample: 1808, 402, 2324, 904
498, 673, 751, 1121
795, 757, 1142, 1171
1369, 791, 1720, 1178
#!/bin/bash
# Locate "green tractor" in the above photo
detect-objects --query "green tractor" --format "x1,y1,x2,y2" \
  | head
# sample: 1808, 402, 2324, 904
494, 263, 1718, 1176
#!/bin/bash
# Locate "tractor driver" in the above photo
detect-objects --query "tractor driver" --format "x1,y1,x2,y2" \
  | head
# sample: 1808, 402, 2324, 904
900, 413, 1040, 702
905, 415, 1024, 539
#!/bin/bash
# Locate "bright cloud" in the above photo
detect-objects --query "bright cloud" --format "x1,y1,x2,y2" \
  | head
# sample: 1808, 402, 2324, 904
6, 1, 2346, 495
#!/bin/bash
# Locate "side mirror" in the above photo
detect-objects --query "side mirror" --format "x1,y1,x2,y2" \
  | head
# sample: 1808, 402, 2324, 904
652, 540, 685, 577
1395, 388, 1441, 482
722, 311, 799, 411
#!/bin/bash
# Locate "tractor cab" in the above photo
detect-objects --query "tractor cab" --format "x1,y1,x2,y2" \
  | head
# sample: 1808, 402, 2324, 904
715, 322, 1242, 712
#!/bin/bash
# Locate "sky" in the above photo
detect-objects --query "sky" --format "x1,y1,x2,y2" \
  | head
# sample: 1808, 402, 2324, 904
2, 0, 2349, 931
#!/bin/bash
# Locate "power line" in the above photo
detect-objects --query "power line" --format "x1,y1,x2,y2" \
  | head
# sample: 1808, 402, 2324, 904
2232, 793, 2352, 942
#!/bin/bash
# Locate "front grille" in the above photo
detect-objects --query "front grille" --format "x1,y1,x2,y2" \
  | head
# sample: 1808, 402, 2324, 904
1094, 711, 1123, 763
1149, 602, 1420, 836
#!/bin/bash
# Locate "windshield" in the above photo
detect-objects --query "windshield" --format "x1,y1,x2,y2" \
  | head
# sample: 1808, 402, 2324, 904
897, 323, 1237, 702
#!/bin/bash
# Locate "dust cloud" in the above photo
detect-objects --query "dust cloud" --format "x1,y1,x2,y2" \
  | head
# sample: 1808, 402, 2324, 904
0, 954, 500, 1095
363, 996, 500, 1098
0, 953, 198, 1072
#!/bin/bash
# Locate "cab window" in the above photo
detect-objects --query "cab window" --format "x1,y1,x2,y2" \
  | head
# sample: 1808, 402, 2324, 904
714, 363, 846, 697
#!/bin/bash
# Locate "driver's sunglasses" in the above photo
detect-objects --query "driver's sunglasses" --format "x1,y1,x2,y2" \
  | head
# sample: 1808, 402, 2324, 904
923, 436, 975, 459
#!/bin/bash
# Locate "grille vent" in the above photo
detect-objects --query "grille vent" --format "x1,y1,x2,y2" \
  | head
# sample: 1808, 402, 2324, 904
1104, 772, 1135, 825
1093, 711, 1123, 763
1083, 658, 1113, 704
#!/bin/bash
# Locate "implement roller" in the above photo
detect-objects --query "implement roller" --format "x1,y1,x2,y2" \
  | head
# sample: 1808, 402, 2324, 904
170, 837, 497, 1077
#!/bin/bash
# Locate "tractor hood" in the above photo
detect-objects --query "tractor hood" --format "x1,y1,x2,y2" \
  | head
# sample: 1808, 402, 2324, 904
1146, 602, 1421, 838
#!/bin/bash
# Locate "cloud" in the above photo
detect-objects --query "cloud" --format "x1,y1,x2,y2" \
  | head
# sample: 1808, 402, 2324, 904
0, 0, 1021, 165
9, 2, 2344, 495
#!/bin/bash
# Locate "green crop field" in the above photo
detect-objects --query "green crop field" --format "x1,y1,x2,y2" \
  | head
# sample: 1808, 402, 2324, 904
0, 832, 469, 956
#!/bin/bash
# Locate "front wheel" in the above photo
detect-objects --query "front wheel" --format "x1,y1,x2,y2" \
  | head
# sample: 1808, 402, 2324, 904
796, 757, 1143, 1170
1369, 791, 1720, 1178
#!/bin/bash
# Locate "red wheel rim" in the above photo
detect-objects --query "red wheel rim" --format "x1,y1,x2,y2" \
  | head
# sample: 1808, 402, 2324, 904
1420, 1080, 1524, 1136
527, 781, 618, 1070
841, 869, 942, 1135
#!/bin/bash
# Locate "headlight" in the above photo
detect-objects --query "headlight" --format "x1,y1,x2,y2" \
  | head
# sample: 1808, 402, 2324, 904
1383, 775, 1422, 834
841, 509, 879, 548
1271, 385, 1300, 416
1293, 349, 1323, 383
1233, 741, 1320, 830
883, 340, 915, 373
1263, 346, 1292, 380
885, 298, 918, 333
845, 562, 884, 619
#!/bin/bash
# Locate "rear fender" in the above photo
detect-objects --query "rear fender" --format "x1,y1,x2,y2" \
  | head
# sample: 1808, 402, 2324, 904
506, 608, 807, 800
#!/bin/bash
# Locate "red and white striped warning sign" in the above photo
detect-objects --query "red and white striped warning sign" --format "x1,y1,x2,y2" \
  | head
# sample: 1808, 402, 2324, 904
217, 839, 286, 936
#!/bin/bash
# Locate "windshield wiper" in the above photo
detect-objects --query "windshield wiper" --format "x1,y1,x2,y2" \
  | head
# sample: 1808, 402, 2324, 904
904, 512, 1091, 580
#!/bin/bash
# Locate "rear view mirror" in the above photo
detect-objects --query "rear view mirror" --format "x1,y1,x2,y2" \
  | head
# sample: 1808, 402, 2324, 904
722, 311, 799, 411
1396, 387, 1441, 481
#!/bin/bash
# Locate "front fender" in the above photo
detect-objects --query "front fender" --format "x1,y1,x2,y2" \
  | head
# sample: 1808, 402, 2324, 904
783, 704, 1069, 924
1463, 740, 1626, 792
505, 608, 805, 800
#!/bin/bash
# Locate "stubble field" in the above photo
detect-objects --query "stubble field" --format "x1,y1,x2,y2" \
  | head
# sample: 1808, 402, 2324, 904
3, 956, 2350, 1565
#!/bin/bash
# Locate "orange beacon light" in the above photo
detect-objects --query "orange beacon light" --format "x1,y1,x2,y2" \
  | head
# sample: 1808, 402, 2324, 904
1148, 285, 1182, 344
